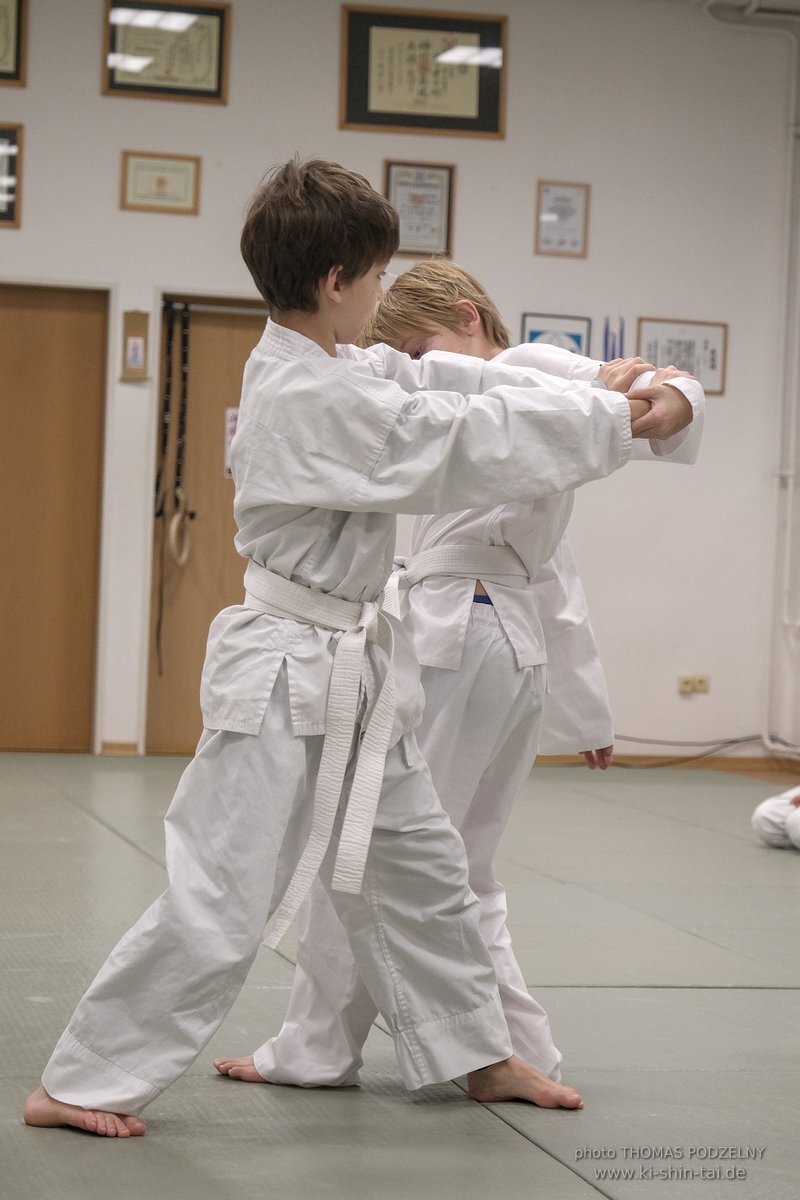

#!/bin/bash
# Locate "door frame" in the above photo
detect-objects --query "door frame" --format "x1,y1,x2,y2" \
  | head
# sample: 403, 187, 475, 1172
133, 288, 266, 756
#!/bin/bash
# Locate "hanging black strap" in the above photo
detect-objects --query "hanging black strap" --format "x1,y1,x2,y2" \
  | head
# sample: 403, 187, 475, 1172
167, 304, 195, 566
154, 301, 176, 518
173, 304, 190, 507
154, 302, 195, 674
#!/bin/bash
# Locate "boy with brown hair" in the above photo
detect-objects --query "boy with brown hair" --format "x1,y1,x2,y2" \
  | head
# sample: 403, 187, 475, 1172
25, 162, 694, 1136
215, 258, 703, 1094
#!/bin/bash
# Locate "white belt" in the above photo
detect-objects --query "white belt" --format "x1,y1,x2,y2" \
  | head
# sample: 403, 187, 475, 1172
383, 544, 530, 617
243, 560, 397, 948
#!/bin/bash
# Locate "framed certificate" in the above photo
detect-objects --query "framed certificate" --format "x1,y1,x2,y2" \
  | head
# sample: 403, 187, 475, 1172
384, 160, 455, 256
120, 151, 201, 215
0, 123, 21, 226
341, 6, 506, 137
637, 317, 728, 395
521, 312, 591, 356
0, 0, 26, 86
535, 181, 590, 258
103, 1, 230, 104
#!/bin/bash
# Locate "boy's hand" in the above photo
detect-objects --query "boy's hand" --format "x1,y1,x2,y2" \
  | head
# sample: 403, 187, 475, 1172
582, 746, 614, 770
628, 365, 694, 439
598, 356, 655, 392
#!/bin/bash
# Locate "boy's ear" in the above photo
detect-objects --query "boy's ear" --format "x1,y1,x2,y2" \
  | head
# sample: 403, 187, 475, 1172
322, 266, 346, 303
455, 299, 482, 333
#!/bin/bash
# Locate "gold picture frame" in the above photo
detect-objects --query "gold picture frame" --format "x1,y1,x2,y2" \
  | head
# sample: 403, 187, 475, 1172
637, 317, 728, 396
0, 122, 22, 227
103, 0, 230, 104
341, 6, 506, 138
384, 160, 455, 257
120, 151, 201, 215
0, 0, 27, 86
535, 181, 590, 258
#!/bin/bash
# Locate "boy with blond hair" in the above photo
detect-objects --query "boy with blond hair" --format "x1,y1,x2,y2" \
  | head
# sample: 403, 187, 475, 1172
215, 258, 703, 1093
26, 165, 695, 1136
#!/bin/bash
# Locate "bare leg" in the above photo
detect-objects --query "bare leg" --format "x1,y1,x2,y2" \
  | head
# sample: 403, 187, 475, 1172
23, 1085, 147, 1137
467, 1056, 583, 1109
213, 1055, 265, 1083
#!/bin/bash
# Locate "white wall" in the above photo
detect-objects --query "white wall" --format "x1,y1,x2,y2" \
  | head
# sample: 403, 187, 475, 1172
2, 0, 795, 754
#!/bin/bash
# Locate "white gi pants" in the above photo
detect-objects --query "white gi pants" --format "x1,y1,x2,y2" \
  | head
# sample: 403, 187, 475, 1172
41, 663, 512, 1115
751, 787, 800, 849
255, 605, 562, 1087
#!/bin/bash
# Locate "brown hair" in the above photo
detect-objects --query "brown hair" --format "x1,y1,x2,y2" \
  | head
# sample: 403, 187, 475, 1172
240, 158, 399, 313
360, 258, 511, 350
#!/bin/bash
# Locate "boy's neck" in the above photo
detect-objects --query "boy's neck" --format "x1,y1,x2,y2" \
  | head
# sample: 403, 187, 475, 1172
272, 311, 338, 357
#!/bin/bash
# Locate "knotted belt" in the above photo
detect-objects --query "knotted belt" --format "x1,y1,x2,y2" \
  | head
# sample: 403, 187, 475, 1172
243, 560, 397, 948
383, 544, 530, 617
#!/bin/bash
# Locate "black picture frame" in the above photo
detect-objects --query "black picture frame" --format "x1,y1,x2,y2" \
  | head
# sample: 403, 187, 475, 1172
0, 123, 22, 227
520, 313, 592, 357
340, 5, 506, 138
102, 0, 230, 104
0, 0, 27, 86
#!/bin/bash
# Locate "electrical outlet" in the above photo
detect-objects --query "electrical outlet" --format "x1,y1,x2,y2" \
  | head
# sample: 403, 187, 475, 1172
678, 675, 710, 695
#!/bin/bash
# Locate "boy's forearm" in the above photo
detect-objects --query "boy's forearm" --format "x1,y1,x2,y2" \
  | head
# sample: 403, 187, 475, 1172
628, 396, 651, 427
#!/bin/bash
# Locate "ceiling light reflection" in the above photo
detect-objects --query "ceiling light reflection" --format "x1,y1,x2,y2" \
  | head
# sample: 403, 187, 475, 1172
435, 46, 503, 68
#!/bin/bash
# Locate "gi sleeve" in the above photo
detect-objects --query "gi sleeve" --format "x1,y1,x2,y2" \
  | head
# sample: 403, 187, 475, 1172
496, 343, 704, 465
234, 350, 633, 516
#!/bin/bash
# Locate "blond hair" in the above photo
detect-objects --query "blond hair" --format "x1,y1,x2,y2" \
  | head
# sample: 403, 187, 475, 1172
359, 258, 511, 350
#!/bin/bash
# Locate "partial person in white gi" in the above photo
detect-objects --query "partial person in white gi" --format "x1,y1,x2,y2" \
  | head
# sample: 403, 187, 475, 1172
751, 785, 800, 848
24, 162, 696, 1137
214, 260, 704, 1092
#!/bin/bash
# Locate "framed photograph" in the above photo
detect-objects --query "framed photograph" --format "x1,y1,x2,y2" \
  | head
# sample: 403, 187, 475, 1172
103, 0, 230, 104
0, 122, 21, 227
535, 181, 590, 258
637, 317, 727, 395
120, 151, 201, 215
340, 6, 506, 138
384, 160, 454, 257
521, 312, 591, 356
0, 0, 26, 85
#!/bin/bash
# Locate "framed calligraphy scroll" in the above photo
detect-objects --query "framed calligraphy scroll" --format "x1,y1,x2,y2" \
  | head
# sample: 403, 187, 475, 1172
340, 6, 506, 138
384, 161, 454, 256
637, 317, 727, 395
102, 0, 230, 104
0, 0, 26, 85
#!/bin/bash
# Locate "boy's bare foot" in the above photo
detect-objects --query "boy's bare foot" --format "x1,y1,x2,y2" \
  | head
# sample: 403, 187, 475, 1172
213, 1055, 266, 1083
467, 1056, 584, 1109
23, 1085, 146, 1137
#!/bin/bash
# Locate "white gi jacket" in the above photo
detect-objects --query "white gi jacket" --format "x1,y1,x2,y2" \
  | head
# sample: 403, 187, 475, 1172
399, 341, 705, 755
203, 322, 637, 751
40, 322, 679, 1113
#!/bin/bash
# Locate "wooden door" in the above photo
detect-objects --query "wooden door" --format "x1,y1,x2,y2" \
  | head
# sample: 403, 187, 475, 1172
0, 284, 107, 751
145, 301, 265, 754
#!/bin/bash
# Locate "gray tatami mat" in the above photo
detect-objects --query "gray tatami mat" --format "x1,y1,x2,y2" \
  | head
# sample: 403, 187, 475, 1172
2, 754, 798, 1199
